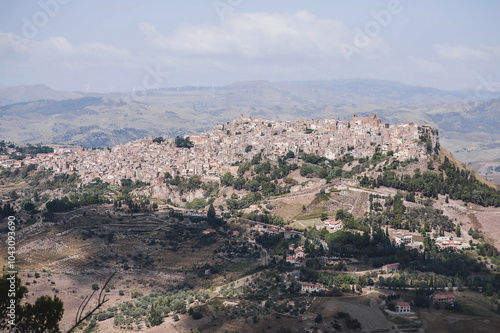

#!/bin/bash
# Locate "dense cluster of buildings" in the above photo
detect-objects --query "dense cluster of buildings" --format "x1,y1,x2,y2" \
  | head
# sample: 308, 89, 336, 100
3, 115, 436, 184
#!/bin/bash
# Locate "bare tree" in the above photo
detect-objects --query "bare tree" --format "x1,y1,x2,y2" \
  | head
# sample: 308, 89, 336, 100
66, 272, 115, 333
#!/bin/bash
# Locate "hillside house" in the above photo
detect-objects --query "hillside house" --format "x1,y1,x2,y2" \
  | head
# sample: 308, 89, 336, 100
438, 241, 462, 249
323, 219, 343, 232
382, 263, 400, 273
400, 233, 413, 244
434, 294, 455, 304
395, 302, 411, 313
300, 282, 323, 293
286, 256, 297, 265
328, 220, 343, 232
294, 247, 307, 260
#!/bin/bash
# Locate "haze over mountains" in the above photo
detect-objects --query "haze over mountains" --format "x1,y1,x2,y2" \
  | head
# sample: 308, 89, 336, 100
1, 79, 499, 183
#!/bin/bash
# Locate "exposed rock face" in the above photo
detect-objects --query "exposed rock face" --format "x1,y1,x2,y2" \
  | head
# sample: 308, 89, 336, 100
133, 185, 205, 205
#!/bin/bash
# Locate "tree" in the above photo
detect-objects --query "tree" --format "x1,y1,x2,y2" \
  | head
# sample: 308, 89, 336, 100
152, 137, 164, 144
455, 224, 461, 237
387, 302, 396, 311
335, 209, 351, 221
66, 273, 115, 333
175, 136, 194, 148
22, 202, 36, 212
220, 172, 234, 187
19, 295, 64, 333
314, 313, 323, 323
1, 275, 63, 333
192, 311, 203, 320
207, 203, 216, 220
1, 274, 27, 330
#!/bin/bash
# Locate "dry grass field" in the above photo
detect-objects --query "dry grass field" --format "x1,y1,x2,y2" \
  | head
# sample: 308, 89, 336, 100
0, 208, 227, 332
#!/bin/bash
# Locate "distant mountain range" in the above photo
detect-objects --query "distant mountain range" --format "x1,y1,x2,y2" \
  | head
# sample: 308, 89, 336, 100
0, 79, 499, 183
0, 84, 84, 106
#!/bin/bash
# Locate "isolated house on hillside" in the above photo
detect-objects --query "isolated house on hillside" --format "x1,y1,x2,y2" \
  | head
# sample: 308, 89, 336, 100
400, 233, 413, 244
434, 294, 455, 304
382, 263, 400, 273
395, 302, 411, 313
300, 282, 323, 293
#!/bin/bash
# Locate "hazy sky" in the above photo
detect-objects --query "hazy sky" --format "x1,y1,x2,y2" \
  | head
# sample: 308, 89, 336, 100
0, 0, 499, 93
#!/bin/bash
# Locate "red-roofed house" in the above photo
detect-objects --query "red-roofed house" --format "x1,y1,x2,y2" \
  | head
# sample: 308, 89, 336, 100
382, 263, 400, 273
300, 282, 323, 293
434, 294, 455, 304
294, 249, 307, 260
329, 220, 343, 232
323, 219, 343, 232
395, 302, 411, 313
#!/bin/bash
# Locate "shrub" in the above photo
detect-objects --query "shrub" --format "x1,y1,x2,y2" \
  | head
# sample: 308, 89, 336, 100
192, 311, 203, 320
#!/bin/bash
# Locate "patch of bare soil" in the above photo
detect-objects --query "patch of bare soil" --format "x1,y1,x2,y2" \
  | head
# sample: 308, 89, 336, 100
272, 192, 317, 221
434, 194, 500, 249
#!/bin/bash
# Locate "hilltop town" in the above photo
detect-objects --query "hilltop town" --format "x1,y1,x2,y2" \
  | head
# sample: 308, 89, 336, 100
2, 113, 500, 333
1, 115, 437, 185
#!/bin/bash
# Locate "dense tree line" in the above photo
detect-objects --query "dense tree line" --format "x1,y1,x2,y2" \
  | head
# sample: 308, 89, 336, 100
374, 157, 500, 207
306, 226, 500, 293
302, 225, 499, 293
45, 193, 104, 212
